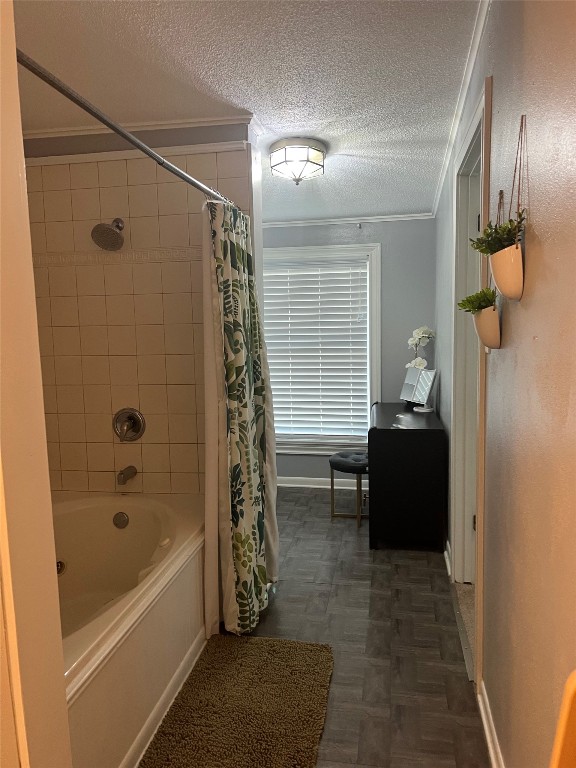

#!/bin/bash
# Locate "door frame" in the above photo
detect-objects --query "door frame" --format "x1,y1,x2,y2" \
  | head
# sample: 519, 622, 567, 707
450, 77, 492, 684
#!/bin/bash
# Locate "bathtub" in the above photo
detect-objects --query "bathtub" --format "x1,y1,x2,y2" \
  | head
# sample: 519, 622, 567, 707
52, 493, 205, 768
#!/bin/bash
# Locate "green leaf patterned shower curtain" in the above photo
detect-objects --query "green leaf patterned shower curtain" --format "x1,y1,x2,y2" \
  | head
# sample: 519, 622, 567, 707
203, 201, 278, 635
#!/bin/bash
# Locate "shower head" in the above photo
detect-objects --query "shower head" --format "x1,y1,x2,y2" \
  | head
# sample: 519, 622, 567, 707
91, 218, 124, 251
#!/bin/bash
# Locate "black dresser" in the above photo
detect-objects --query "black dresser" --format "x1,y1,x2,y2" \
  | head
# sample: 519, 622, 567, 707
368, 402, 448, 552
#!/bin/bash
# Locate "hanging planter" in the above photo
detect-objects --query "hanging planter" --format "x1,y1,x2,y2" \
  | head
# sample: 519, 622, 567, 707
489, 240, 524, 300
470, 207, 525, 301
472, 306, 501, 349
457, 287, 501, 349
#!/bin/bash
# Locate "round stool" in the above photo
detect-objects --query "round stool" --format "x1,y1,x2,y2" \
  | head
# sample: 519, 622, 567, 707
329, 451, 368, 528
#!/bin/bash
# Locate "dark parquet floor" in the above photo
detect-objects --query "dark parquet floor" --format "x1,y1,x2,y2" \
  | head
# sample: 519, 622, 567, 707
252, 487, 490, 768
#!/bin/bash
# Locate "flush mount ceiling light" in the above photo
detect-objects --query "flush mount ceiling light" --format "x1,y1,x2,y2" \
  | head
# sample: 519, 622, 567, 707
269, 138, 327, 185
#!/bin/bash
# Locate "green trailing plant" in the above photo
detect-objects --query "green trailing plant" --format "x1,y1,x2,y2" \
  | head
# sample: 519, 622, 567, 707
470, 210, 526, 255
457, 287, 497, 314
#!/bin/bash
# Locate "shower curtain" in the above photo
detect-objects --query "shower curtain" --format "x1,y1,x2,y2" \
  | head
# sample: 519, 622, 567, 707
203, 201, 279, 635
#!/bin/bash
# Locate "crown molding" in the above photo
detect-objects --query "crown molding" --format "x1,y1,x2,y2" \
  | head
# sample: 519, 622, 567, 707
262, 212, 434, 228
22, 115, 253, 140
25, 141, 247, 166
432, 0, 491, 215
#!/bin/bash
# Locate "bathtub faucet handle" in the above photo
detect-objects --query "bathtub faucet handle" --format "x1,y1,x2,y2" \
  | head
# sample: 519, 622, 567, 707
117, 465, 137, 486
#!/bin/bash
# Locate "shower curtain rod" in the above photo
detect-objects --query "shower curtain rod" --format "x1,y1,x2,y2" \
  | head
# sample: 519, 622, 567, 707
16, 48, 231, 204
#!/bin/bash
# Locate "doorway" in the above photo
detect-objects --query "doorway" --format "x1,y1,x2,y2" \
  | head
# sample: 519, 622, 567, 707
452, 123, 483, 679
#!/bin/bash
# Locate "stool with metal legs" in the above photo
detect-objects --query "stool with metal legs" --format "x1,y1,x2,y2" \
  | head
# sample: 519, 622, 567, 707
329, 451, 369, 528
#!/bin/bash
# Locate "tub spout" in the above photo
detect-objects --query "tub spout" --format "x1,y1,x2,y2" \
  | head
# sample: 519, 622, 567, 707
117, 465, 137, 485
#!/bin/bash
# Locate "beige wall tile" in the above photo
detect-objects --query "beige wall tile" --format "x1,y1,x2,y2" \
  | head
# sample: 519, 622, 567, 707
38, 327, 54, 356
187, 180, 216, 213
167, 384, 196, 414
163, 293, 192, 324
128, 185, 158, 217
111, 384, 139, 412
30, 223, 47, 253
189, 262, 202, 289
85, 414, 112, 442
87, 443, 114, 471
142, 473, 171, 493
217, 177, 250, 211
76, 265, 105, 296
170, 443, 198, 473
51, 297, 78, 326
159, 214, 188, 247
80, 326, 108, 356
72, 188, 100, 220
26, 165, 43, 192
53, 327, 81, 356
170, 472, 199, 493
55, 355, 83, 385
157, 155, 186, 184
47, 442, 60, 470
43, 385, 58, 413
98, 160, 127, 188
83, 384, 111, 414
134, 294, 163, 325
136, 324, 166, 354
42, 164, 70, 191
36, 297, 52, 327
40, 356, 55, 386
191, 295, 203, 324
70, 162, 99, 189
165, 324, 194, 354
50, 471, 63, 490
104, 264, 133, 295
130, 216, 160, 249
217, 149, 249, 179
89, 472, 115, 492
44, 190, 72, 222
138, 355, 166, 384
161, 261, 191, 293
33, 266, 49, 297
142, 444, 170, 472
73, 220, 101, 252
114, 443, 142, 470
141, 414, 169, 443
168, 414, 197, 443
109, 356, 138, 385
186, 153, 217, 180
56, 385, 84, 413
28, 191, 44, 222
108, 325, 137, 355
82, 356, 110, 385
106, 295, 135, 325
46, 221, 74, 251
61, 471, 88, 491
58, 414, 86, 443
48, 266, 77, 296
133, 262, 162, 294
127, 158, 156, 185
158, 183, 187, 215
100, 186, 129, 219
166, 355, 194, 385
188, 214, 203, 246
139, 384, 167, 414
79, 295, 107, 325
45, 414, 59, 443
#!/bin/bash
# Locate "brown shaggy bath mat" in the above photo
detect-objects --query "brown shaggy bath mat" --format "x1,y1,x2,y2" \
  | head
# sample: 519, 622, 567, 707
139, 634, 333, 768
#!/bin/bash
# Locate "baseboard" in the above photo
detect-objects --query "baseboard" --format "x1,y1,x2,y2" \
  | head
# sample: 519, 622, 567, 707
277, 476, 359, 490
444, 539, 452, 577
478, 680, 506, 768
121, 627, 206, 768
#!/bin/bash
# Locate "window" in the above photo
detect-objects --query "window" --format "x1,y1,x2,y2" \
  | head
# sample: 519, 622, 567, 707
262, 244, 381, 452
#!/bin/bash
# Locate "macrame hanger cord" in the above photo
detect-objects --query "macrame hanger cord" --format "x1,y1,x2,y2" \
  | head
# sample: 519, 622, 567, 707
509, 114, 528, 222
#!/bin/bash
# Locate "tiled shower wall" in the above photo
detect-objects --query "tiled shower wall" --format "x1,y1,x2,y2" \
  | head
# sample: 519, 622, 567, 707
28, 146, 251, 494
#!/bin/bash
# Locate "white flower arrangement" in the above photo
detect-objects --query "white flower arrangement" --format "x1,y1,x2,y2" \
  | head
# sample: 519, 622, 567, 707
405, 326, 435, 368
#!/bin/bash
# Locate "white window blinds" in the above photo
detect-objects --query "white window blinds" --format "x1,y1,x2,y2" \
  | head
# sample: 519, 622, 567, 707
263, 250, 370, 441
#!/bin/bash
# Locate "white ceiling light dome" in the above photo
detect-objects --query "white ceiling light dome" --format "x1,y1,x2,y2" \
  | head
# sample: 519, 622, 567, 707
269, 138, 327, 185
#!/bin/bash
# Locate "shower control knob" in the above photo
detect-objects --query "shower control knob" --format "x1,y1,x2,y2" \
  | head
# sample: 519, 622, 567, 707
113, 408, 146, 442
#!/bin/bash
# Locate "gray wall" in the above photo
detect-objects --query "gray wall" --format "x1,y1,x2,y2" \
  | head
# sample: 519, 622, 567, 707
263, 217, 437, 478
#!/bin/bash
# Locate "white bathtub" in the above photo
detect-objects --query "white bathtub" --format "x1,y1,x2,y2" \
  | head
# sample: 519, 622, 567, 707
52, 493, 205, 768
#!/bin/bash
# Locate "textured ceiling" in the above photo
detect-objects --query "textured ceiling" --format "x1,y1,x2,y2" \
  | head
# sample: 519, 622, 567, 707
14, 1, 480, 222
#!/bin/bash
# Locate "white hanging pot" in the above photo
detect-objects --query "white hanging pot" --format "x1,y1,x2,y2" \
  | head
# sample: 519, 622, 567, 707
490, 243, 524, 300
473, 306, 500, 349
